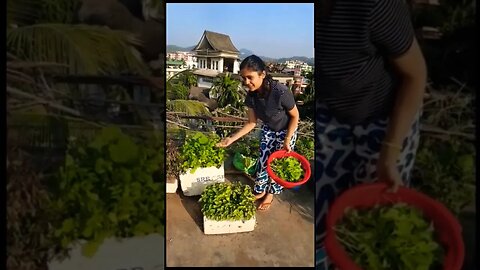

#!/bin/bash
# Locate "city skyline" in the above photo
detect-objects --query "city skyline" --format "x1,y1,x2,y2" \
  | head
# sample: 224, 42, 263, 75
167, 3, 314, 59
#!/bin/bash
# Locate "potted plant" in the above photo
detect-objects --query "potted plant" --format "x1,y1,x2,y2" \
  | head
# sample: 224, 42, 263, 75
178, 132, 226, 196
48, 126, 165, 269
199, 182, 256, 234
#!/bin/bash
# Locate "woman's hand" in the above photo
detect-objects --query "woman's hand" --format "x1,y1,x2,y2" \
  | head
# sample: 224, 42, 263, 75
283, 137, 292, 152
376, 160, 403, 192
216, 137, 233, 148
377, 142, 404, 192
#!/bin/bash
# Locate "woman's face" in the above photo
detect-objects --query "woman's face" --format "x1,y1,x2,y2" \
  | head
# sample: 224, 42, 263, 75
240, 68, 265, 91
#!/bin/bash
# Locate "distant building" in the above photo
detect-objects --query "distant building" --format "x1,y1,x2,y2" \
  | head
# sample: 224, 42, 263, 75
192, 30, 241, 74
282, 68, 301, 77
300, 63, 313, 73
192, 69, 219, 88
276, 67, 309, 95
167, 51, 197, 69
284, 60, 312, 73
270, 73, 295, 88
166, 60, 186, 79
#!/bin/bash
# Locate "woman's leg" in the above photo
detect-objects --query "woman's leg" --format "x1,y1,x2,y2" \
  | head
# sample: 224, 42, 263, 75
256, 127, 299, 210
254, 124, 278, 196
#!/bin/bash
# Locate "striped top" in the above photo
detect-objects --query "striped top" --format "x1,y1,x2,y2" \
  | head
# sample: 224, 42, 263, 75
245, 80, 296, 132
315, 0, 415, 124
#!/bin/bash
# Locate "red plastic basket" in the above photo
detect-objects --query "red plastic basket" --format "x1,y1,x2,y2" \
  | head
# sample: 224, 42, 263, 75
324, 182, 464, 270
266, 150, 311, 189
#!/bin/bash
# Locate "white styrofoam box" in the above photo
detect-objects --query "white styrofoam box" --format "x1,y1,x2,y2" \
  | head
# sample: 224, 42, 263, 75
179, 163, 225, 196
203, 215, 256, 235
48, 234, 164, 270
166, 177, 178, 194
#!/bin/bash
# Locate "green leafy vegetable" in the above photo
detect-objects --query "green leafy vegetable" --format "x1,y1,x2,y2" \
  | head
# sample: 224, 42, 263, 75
50, 126, 165, 257
199, 182, 256, 221
412, 138, 475, 215
295, 136, 314, 161
229, 136, 260, 158
335, 203, 444, 270
179, 132, 225, 173
270, 156, 304, 182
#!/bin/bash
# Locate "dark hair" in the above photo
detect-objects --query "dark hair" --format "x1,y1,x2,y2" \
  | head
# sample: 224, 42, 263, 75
240, 55, 273, 98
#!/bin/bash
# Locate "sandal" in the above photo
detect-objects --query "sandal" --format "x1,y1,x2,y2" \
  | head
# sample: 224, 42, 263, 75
258, 195, 274, 211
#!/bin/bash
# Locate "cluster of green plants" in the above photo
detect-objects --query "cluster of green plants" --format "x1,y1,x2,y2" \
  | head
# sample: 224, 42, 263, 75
210, 72, 244, 110
166, 70, 195, 100
229, 136, 260, 158
199, 182, 256, 221
335, 203, 444, 270
48, 126, 165, 257
295, 136, 314, 161
270, 156, 304, 182
179, 132, 225, 173
412, 137, 475, 215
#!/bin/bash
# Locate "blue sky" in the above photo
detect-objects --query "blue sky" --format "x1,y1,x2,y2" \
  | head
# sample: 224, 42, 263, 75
167, 3, 314, 59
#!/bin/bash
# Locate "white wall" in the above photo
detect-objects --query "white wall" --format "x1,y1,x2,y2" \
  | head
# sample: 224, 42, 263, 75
197, 76, 214, 88
233, 60, 240, 74
166, 67, 187, 79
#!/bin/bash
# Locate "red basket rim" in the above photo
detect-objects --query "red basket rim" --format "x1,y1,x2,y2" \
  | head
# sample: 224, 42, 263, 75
324, 182, 465, 270
266, 150, 311, 188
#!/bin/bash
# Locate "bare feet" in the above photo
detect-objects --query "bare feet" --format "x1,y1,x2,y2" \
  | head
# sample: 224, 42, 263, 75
258, 193, 274, 211
254, 191, 266, 201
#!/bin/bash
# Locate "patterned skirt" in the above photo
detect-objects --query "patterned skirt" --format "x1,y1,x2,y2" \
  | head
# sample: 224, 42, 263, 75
254, 124, 298, 195
315, 102, 421, 268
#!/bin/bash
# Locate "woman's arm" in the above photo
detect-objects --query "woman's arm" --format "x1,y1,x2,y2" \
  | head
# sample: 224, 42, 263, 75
217, 108, 257, 147
380, 37, 426, 163
284, 105, 300, 151
377, 37, 427, 190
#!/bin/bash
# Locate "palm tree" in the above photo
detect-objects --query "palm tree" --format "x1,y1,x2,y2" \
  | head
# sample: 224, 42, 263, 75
7, 0, 149, 76
7, 0, 155, 127
166, 69, 210, 116
166, 80, 189, 100
210, 73, 244, 110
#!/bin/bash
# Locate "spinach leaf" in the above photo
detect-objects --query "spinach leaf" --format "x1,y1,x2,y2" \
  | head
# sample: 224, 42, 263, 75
270, 157, 304, 182
199, 182, 256, 221
335, 203, 444, 270
50, 126, 165, 258
179, 132, 225, 173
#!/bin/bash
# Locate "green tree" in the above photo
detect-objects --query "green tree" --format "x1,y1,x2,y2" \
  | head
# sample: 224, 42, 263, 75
166, 81, 189, 100
7, 0, 149, 76
166, 70, 198, 100
210, 73, 244, 109
166, 69, 208, 116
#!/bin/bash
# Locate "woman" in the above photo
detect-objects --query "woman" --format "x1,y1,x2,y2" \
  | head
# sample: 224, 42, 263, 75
315, 0, 427, 268
216, 55, 300, 211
